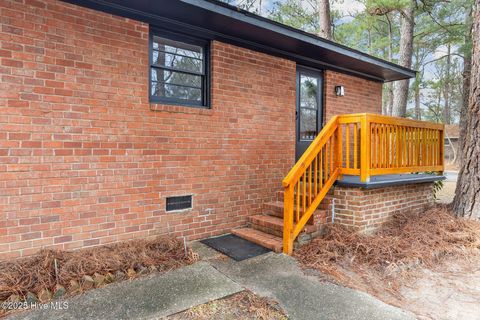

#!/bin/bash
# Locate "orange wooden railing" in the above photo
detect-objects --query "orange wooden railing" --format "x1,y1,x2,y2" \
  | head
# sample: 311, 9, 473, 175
282, 113, 444, 254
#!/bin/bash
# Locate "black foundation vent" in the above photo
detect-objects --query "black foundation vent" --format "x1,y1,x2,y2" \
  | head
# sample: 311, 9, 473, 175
166, 195, 192, 212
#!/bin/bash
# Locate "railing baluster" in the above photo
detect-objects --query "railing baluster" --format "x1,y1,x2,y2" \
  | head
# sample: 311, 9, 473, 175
425, 129, 428, 166
412, 127, 415, 166
375, 124, 381, 168
346, 124, 350, 169
302, 172, 306, 218
379, 125, 382, 168
387, 125, 391, 168
308, 164, 312, 206
430, 130, 437, 166
330, 136, 334, 175
296, 180, 300, 223
354, 123, 358, 169
407, 127, 411, 166
383, 124, 387, 168
415, 128, 420, 166
404, 127, 407, 167
423, 128, 427, 166
320, 147, 324, 189
370, 123, 374, 169
399, 126, 402, 167
314, 155, 318, 196
409, 127, 412, 166
395, 125, 400, 168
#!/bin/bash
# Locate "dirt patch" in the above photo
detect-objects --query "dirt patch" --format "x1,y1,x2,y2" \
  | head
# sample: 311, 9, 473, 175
401, 259, 480, 320
0, 236, 197, 315
436, 181, 457, 204
168, 291, 287, 320
444, 163, 460, 171
295, 206, 480, 319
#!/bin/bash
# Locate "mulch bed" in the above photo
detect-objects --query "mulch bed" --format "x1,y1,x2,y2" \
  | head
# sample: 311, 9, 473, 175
0, 236, 197, 309
295, 206, 480, 295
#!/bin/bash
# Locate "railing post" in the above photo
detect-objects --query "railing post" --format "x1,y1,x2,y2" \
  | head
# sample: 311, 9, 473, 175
439, 126, 445, 174
360, 114, 371, 182
283, 183, 294, 255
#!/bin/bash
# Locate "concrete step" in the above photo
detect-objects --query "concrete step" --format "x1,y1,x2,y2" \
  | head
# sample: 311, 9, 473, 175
249, 215, 317, 238
232, 227, 283, 253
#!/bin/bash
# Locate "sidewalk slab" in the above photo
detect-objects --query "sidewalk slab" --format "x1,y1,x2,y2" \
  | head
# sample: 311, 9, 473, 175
9, 262, 242, 320
211, 253, 415, 320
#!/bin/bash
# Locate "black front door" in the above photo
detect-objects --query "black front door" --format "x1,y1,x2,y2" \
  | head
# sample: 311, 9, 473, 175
296, 67, 324, 160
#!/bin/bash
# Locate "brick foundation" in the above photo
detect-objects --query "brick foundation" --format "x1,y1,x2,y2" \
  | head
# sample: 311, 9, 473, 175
333, 183, 435, 233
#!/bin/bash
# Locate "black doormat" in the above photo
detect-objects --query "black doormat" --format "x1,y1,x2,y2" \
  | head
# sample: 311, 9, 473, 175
200, 234, 270, 261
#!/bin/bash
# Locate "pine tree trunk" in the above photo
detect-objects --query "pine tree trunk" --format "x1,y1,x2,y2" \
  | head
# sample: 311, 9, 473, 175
458, 5, 474, 165
413, 47, 422, 120
318, 0, 332, 40
452, 3, 480, 219
443, 44, 452, 124
414, 83, 421, 120
392, 3, 414, 117
384, 14, 394, 115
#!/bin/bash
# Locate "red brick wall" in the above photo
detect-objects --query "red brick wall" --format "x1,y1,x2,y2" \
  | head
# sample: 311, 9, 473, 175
0, 0, 297, 259
324, 70, 382, 123
334, 183, 435, 233
0, 0, 384, 259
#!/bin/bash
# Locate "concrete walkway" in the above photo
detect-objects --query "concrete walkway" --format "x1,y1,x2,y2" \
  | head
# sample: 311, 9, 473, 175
211, 252, 414, 320
8, 243, 414, 320
8, 262, 242, 320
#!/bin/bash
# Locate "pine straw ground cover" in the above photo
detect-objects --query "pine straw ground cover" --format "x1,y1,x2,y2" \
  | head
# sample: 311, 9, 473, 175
169, 291, 287, 320
0, 236, 197, 315
295, 206, 480, 302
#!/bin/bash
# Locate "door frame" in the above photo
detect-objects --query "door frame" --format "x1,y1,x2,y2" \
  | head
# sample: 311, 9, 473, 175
295, 66, 324, 160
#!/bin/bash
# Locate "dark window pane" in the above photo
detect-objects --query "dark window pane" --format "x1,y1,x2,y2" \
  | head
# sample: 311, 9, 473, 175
150, 32, 208, 106
153, 36, 202, 56
151, 69, 201, 88
151, 82, 202, 102
300, 108, 317, 140
152, 51, 203, 74
300, 75, 318, 109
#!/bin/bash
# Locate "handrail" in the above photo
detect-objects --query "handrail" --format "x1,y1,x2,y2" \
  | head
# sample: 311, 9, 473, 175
282, 116, 340, 254
282, 113, 444, 254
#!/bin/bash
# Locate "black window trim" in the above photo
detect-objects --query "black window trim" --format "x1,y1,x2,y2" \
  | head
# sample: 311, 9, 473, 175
149, 27, 211, 108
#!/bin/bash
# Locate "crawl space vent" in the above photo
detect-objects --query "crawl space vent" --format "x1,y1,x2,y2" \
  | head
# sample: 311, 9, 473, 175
166, 195, 192, 212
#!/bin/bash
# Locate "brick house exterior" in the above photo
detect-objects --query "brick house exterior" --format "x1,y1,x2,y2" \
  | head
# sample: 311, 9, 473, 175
0, 0, 425, 258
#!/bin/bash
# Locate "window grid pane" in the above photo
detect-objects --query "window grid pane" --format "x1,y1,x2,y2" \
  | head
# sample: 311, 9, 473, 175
152, 51, 204, 75
150, 31, 208, 107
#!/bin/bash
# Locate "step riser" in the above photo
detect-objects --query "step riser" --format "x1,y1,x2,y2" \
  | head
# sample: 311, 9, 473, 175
263, 205, 283, 218
249, 215, 318, 237
263, 203, 327, 223
250, 221, 283, 238
231, 228, 282, 253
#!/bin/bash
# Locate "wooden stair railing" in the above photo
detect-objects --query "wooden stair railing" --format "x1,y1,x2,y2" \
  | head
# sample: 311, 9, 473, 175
282, 113, 444, 254
282, 116, 341, 254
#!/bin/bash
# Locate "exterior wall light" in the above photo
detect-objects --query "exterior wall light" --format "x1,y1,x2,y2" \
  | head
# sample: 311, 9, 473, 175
335, 85, 345, 96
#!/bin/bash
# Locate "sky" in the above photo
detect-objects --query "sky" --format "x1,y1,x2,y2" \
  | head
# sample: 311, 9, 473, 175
331, 0, 365, 15
232, 0, 366, 16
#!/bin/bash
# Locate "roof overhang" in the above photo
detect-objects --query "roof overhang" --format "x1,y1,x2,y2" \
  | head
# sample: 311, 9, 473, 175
62, 0, 416, 82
